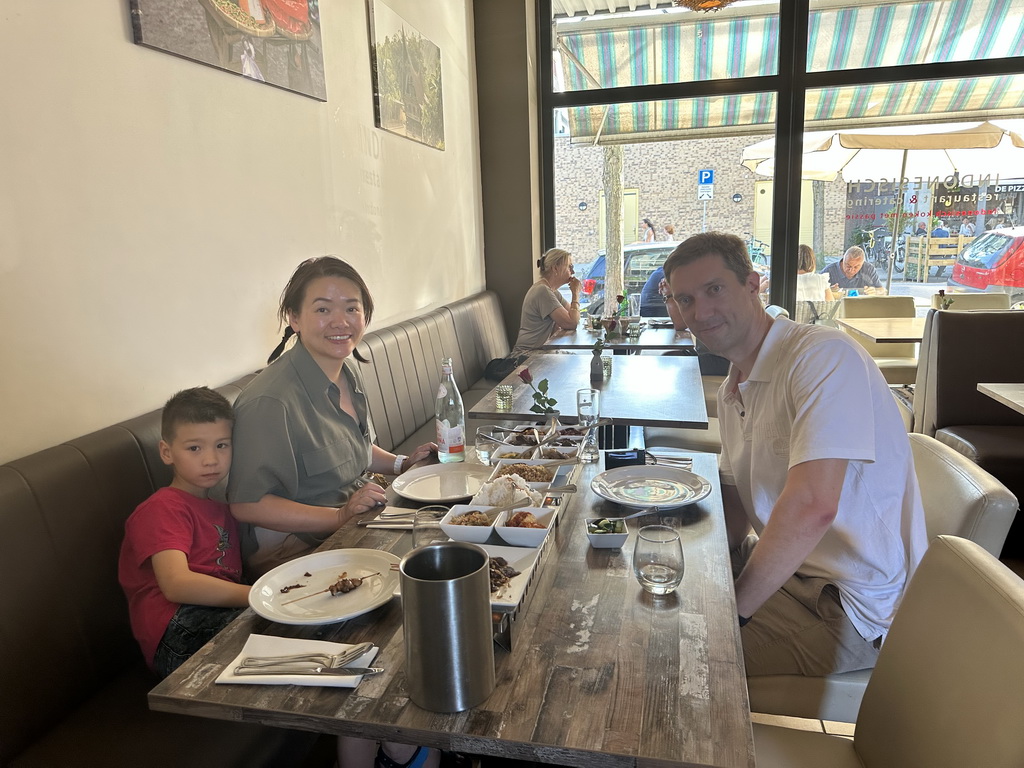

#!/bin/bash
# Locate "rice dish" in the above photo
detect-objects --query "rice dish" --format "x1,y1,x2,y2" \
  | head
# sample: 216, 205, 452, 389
473, 474, 544, 507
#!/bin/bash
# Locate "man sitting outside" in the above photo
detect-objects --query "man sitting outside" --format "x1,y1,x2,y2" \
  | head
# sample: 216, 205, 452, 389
664, 232, 928, 677
931, 219, 953, 277
822, 246, 884, 294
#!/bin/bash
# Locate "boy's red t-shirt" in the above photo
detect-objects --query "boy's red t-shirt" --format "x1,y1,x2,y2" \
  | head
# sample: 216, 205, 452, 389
118, 487, 244, 668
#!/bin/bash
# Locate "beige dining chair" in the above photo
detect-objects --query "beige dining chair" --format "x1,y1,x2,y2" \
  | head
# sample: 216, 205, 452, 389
930, 291, 1011, 310
746, 432, 1019, 723
753, 535, 1024, 768
839, 295, 918, 385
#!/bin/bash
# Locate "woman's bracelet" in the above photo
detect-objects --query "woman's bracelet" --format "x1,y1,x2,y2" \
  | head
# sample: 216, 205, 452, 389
393, 454, 408, 475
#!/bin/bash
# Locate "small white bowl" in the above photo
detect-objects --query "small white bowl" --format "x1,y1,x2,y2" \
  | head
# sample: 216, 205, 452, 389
494, 507, 554, 547
439, 505, 497, 543
585, 517, 629, 549
533, 443, 579, 460
490, 446, 534, 462
489, 459, 560, 489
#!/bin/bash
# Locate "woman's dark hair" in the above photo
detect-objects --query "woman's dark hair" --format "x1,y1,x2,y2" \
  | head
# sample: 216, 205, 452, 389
267, 257, 374, 364
643, 218, 654, 229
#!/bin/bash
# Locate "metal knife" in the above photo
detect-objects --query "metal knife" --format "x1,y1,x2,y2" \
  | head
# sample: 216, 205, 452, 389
233, 665, 384, 677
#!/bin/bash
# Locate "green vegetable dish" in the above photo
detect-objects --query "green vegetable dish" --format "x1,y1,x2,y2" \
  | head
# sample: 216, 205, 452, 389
587, 518, 625, 534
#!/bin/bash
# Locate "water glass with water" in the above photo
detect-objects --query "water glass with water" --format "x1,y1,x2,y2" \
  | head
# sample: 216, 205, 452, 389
475, 426, 499, 464
576, 388, 600, 463
628, 293, 642, 316
633, 525, 684, 595
412, 505, 450, 548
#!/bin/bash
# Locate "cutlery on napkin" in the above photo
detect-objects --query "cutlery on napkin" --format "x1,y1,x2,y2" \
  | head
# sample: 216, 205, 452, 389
357, 506, 416, 529
216, 634, 379, 687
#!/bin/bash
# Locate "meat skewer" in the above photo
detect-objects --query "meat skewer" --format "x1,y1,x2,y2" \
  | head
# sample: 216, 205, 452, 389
281, 571, 380, 605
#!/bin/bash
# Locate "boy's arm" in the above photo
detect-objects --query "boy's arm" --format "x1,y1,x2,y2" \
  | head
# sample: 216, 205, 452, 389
151, 549, 250, 608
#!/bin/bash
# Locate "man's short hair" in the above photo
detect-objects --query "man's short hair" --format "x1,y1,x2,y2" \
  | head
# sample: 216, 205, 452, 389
843, 246, 866, 262
663, 232, 754, 286
161, 387, 234, 442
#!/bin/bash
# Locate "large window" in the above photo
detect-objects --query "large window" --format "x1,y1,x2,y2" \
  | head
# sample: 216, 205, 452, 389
541, 0, 1024, 313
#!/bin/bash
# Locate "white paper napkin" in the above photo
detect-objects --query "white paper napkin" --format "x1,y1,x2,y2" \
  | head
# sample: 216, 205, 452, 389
363, 506, 415, 530
215, 634, 379, 687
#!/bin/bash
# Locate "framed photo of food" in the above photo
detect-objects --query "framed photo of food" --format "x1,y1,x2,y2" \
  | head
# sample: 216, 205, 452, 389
367, 0, 445, 151
128, 0, 327, 101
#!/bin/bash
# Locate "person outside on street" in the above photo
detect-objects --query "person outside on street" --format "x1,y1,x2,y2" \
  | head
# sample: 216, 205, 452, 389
822, 246, 884, 293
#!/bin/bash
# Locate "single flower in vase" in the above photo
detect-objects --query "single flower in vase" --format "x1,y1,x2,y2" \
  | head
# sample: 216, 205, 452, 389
603, 317, 621, 338
518, 368, 559, 414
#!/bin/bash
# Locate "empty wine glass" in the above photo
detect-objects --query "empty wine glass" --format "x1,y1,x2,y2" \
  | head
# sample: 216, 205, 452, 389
633, 525, 684, 595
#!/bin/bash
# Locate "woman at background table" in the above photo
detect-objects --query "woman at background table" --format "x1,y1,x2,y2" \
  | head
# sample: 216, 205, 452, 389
510, 247, 582, 356
795, 244, 835, 302
228, 257, 435, 578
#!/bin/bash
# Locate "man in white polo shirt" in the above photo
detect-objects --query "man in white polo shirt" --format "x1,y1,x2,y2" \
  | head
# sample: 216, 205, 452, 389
665, 232, 927, 677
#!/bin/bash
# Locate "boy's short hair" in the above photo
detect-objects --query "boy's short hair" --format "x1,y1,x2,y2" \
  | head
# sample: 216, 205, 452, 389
664, 232, 754, 286
161, 387, 234, 442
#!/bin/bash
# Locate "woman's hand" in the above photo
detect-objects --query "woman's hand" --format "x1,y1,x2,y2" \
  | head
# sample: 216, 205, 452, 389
404, 442, 438, 471
341, 480, 387, 521
567, 276, 582, 296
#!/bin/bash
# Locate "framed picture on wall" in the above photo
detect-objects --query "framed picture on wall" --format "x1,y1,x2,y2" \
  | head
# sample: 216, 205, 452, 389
129, 0, 327, 101
367, 0, 445, 151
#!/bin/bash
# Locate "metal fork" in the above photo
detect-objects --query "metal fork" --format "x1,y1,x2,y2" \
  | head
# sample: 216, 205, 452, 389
240, 641, 374, 669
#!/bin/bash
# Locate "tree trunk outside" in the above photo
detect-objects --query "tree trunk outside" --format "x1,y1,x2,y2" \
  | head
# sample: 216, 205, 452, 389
602, 144, 624, 318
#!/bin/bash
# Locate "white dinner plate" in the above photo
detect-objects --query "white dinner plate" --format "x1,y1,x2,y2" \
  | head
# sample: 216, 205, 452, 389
591, 465, 712, 510
391, 463, 493, 503
249, 549, 401, 625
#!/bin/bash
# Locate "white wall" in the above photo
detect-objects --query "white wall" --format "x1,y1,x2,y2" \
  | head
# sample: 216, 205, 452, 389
0, 1, 483, 463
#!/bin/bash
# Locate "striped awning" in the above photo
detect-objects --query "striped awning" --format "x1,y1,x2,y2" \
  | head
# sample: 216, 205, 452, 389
556, 0, 1024, 143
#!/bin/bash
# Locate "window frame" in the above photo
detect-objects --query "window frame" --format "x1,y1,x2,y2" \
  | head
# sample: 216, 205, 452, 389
537, 0, 1024, 312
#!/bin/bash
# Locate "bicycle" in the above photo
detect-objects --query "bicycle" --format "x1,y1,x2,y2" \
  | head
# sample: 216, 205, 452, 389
744, 233, 770, 266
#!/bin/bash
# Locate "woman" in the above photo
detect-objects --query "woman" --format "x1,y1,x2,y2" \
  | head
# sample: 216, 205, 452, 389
228, 257, 436, 578
795, 244, 835, 302
510, 248, 582, 356
640, 218, 656, 242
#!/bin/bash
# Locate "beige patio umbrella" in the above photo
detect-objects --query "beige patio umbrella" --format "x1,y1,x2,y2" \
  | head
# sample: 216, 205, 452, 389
740, 121, 1024, 289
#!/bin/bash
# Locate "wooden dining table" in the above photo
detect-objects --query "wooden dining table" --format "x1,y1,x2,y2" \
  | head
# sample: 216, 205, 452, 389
835, 316, 927, 344
148, 453, 754, 768
542, 324, 695, 352
469, 353, 708, 430
977, 382, 1024, 416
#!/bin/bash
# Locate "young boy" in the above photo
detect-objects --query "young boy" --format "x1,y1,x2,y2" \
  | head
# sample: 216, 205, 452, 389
119, 387, 250, 678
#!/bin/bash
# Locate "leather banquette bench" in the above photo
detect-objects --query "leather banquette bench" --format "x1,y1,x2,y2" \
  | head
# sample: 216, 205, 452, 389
0, 292, 509, 768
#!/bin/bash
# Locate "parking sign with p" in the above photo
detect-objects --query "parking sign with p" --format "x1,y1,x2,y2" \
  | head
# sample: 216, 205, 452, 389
698, 169, 714, 185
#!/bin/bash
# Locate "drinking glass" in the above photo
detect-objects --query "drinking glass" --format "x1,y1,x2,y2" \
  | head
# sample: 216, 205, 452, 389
601, 356, 613, 377
495, 385, 514, 410
633, 525, 684, 595
576, 388, 600, 426
576, 388, 600, 463
475, 426, 500, 464
628, 293, 642, 317
412, 505, 450, 548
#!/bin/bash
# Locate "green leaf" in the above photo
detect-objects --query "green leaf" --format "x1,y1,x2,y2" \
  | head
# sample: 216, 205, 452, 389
538, 379, 549, 394
529, 404, 544, 414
